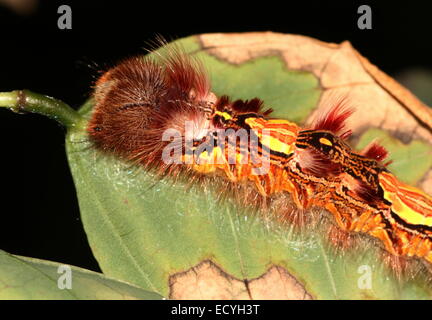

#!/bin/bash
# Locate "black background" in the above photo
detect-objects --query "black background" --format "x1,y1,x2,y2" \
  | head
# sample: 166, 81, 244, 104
0, 1, 430, 273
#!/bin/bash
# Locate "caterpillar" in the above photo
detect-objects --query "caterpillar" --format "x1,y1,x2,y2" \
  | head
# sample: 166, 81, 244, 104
87, 44, 432, 278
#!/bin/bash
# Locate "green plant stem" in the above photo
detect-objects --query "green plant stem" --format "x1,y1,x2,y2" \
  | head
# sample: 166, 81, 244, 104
0, 90, 82, 129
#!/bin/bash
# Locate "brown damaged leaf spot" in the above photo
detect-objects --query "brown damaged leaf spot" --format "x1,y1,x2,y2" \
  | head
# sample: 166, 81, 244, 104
168, 260, 313, 300
197, 32, 432, 190
356, 51, 432, 131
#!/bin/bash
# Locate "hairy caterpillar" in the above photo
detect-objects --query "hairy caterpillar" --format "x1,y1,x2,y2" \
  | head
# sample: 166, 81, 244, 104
87, 43, 432, 279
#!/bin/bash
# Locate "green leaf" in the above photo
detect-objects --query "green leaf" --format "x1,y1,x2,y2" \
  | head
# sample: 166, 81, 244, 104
65, 36, 432, 299
169, 37, 321, 123
0, 250, 163, 299
356, 128, 432, 186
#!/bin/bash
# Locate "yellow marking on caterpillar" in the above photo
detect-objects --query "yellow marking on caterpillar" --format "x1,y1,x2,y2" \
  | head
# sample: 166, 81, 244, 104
379, 171, 432, 227
319, 137, 333, 146
264, 119, 297, 126
389, 195, 432, 226
214, 111, 232, 121
245, 117, 298, 155
265, 136, 296, 155
246, 118, 298, 136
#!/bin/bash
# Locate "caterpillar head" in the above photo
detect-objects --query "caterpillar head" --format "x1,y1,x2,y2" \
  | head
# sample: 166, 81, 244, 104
295, 129, 349, 163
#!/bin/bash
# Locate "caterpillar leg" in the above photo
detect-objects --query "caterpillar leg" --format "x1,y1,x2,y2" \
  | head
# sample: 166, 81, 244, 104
416, 236, 432, 262
251, 174, 268, 197
322, 201, 352, 231
405, 234, 432, 261
405, 235, 424, 258
368, 228, 398, 256
350, 210, 373, 233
